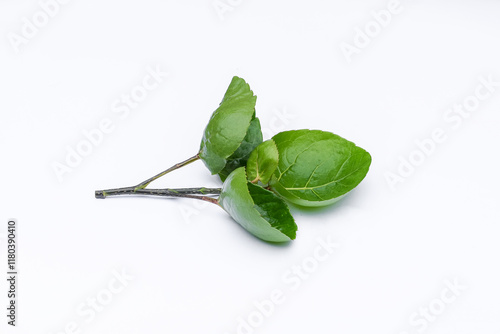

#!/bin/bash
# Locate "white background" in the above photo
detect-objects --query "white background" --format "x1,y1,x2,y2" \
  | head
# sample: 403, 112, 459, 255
1, 0, 500, 333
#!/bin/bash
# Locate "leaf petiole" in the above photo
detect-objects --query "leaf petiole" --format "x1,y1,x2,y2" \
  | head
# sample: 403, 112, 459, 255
135, 154, 201, 189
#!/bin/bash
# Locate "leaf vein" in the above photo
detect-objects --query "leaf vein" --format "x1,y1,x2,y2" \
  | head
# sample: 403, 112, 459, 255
277, 140, 327, 181
284, 165, 366, 191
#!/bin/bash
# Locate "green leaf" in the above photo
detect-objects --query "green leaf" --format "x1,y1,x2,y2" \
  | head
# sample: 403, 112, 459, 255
246, 139, 279, 184
199, 76, 258, 175
269, 130, 371, 207
218, 117, 263, 182
219, 167, 297, 242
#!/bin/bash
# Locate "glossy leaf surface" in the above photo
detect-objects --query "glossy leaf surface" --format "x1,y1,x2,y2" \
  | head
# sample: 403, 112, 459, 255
218, 117, 263, 181
246, 139, 279, 184
199, 76, 258, 174
269, 130, 371, 207
219, 167, 297, 242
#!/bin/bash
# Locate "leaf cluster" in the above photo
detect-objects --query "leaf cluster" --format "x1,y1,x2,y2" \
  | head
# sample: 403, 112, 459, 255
198, 77, 372, 242
96, 76, 371, 243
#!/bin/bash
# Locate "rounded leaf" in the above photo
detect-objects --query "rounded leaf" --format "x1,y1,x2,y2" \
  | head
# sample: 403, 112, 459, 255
219, 167, 297, 242
269, 130, 371, 207
199, 76, 259, 175
246, 139, 279, 184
